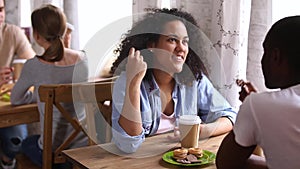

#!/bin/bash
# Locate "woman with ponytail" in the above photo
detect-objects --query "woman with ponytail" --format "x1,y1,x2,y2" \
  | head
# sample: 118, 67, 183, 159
10, 4, 89, 168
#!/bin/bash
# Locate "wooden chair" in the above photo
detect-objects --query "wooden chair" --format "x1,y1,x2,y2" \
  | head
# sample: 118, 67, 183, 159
38, 78, 115, 169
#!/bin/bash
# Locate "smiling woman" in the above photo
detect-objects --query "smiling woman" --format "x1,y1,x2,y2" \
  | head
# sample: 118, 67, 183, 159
110, 8, 236, 154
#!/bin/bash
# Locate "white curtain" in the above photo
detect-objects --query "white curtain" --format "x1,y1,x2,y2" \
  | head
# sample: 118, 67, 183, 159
63, 0, 79, 50
132, 0, 162, 23
174, 0, 272, 109
246, 0, 272, 92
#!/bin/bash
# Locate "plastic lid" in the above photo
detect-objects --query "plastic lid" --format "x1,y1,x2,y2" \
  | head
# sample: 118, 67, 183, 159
178, 115, 201, 125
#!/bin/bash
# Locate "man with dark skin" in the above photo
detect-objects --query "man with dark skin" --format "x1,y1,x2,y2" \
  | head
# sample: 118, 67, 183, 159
216, 16, 300, 169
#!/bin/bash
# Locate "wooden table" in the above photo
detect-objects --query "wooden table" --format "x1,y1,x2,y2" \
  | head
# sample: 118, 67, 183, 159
0, 83, 39, 127
63, 133, 227, 169
0, 101, 39, 128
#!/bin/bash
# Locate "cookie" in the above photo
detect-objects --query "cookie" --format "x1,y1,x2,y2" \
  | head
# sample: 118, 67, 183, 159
188, 147, 203, 157
173, 148, 188, 160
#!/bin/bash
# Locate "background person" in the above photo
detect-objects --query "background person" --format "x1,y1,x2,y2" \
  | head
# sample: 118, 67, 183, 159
0, 0, 35, 168
216, 15, 300, 169
0, 0, 35, 82
63, 22, 74, 48
10, 4, 88, 168
110, 8, 237, 153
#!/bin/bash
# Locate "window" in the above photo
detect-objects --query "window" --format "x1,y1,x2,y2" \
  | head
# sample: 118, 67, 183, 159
272, 0, 300, 23
78, 0, 132, 48
20, 0, 31, 27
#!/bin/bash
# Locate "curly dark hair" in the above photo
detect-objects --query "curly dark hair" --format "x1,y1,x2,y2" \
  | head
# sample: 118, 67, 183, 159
110, 8, 208, 84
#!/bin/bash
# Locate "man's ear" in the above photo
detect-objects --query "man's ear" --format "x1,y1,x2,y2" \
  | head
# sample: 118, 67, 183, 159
271, 48, 284, 65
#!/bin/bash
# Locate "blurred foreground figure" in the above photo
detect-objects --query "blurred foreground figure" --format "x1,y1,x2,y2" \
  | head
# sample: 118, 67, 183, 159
217, 15, 300, 169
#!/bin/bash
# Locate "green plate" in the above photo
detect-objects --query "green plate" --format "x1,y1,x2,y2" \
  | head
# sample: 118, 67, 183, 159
162, 150, 216, 167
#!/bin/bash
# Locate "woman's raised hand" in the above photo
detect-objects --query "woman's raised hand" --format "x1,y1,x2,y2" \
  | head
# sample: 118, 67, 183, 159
126, 48, 147, 85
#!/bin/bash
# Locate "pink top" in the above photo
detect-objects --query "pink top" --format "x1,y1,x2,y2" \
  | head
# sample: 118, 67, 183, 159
156, 112, 176, 134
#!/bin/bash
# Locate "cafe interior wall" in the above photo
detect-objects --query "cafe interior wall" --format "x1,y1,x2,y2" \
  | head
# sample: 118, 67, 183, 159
4, 0, 20, 25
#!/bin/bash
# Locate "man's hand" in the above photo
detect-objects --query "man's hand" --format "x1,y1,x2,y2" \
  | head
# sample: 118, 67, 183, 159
236, 79, 257, 102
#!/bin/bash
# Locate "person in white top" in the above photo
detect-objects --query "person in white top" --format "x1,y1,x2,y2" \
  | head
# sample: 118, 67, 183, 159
216, 15, 300, 169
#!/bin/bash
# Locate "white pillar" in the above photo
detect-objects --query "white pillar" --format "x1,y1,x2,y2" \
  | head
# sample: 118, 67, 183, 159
63, 0, 79, 50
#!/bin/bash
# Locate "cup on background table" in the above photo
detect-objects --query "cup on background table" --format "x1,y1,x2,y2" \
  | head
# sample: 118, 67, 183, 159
178, 115, 201, 148
253, 145, 264, 157
12, 59, 26, 82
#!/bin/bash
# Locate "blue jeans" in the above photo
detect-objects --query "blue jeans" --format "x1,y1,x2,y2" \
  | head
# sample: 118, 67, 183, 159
22, 135, 72, 169
21, 135, 42, 167
0, 124, 28, 160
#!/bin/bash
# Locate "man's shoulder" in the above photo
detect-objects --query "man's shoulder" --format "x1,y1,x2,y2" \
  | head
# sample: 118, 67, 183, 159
1, 23, 21, 31
1, 23, 23, 36
247, 87, 299, 106
64, 49, 87, 63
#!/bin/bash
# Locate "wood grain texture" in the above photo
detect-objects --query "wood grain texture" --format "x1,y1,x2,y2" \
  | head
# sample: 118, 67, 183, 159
63, 133, 227, 169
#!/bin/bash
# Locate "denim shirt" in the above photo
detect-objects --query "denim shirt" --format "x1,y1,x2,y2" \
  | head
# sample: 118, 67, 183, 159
112, 71, 236, 153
